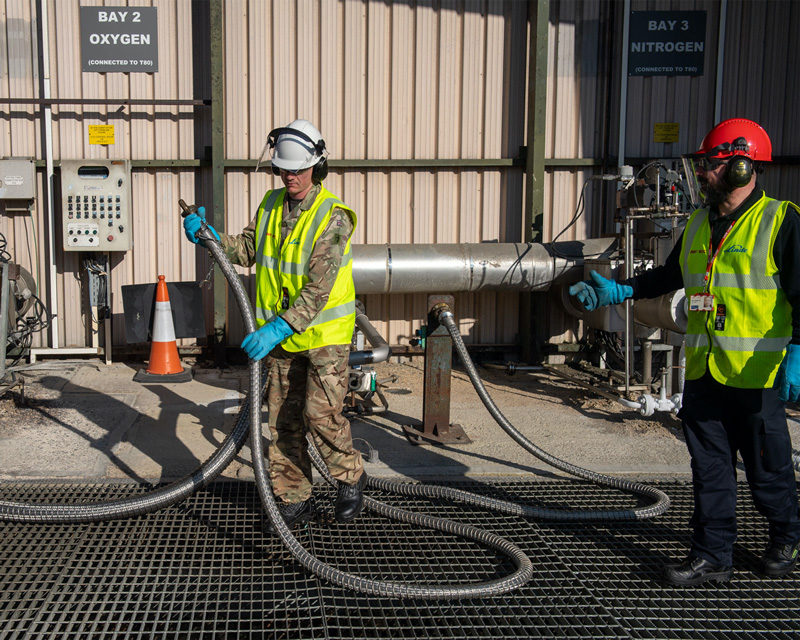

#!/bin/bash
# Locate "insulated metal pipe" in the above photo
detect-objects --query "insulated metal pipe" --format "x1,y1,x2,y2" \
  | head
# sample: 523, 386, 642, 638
351, 238, 618, 295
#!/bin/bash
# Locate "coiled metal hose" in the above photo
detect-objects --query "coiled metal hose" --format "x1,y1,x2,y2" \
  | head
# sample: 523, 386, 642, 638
432, 307, 670, 521
0, 225, 534, 599
309, 308, 670, 523
0, 221, 669, 597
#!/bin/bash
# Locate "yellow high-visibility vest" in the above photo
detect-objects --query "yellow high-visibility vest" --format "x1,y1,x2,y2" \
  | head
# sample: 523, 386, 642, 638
254, 186, 357, 352
679, 194, 794, 387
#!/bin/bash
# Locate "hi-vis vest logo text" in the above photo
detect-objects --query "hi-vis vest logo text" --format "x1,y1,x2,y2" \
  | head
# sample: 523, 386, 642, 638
288, 239, 300, 245
724, 244, 747, 253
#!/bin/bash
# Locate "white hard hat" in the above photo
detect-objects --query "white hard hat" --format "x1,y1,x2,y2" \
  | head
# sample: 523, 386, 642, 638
269, 119, 326, 172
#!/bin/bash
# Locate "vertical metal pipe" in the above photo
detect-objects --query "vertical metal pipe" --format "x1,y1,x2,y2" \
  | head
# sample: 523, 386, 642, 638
617, 0, 631, 169
624, 216, 633, 394
714, 0, 728, 123
642, 340, 652, 389
210, 0, 227, 364
525, 0, 549, 244
39, 0, 58, 348
0, 263, 9, 379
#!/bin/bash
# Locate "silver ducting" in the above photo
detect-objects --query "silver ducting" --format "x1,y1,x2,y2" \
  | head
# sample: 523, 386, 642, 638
351, 238, 618, 295
633, 290, 688, 334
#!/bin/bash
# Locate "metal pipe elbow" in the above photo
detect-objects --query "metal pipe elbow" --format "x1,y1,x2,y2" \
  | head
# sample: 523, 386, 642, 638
349, 313, 392, 366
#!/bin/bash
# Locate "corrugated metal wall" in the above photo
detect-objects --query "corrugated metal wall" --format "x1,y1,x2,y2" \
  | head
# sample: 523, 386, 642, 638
1, 0, 799, 358
221, 0, 531, 348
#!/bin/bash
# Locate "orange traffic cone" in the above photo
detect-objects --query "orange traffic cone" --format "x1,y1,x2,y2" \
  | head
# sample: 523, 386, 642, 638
134, 276, 192, 383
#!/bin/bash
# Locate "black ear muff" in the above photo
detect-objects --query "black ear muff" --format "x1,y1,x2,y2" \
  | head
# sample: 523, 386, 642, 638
724, 156, 753, 188
271, 165, 281, 176
312, 157, 328, 183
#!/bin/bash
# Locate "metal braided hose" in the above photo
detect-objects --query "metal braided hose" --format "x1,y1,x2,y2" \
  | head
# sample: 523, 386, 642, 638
0, 223, 534, 599
222, 260, 534, 599
0, 232, 258, 523
433, 307, 670, 521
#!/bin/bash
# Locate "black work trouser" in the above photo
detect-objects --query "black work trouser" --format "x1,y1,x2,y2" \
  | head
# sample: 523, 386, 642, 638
679, 372, 800, 566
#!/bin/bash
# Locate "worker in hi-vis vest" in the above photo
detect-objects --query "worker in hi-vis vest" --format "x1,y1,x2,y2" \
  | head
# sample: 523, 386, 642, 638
570, 118, 800, 586
183, 119, 366, 532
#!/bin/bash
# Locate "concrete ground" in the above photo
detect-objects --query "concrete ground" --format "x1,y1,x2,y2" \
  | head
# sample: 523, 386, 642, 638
1, 356, 798, 485
0, 355, 769, 485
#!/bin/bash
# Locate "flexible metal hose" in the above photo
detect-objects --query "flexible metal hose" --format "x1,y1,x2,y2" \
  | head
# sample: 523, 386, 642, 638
0, 224, 534, 599
434, 307, 670, 521
0, 220, 665, 595
219, 245, 534, 599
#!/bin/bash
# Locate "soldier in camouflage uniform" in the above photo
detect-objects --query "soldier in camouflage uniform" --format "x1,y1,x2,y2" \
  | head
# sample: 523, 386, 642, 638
183, 120, 366, 531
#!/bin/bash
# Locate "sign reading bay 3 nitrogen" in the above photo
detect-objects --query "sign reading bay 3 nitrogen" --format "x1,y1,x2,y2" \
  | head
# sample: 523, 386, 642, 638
628, 11, 706, 76
80, 7, 158, 73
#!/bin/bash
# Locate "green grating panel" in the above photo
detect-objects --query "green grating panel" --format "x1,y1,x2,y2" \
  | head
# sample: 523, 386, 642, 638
0, 480, 798, 639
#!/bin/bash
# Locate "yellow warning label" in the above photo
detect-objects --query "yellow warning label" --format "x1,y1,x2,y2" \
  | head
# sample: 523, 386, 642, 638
654, 122, 679, 143
88, 125, 115, 145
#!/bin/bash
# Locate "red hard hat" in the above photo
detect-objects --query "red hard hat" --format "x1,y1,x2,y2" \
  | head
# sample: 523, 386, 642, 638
689, 118, 772, 161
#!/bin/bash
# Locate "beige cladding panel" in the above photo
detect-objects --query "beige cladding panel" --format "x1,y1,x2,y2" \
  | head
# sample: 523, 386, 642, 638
221, 0, 529, 347
2, 1, 800, 352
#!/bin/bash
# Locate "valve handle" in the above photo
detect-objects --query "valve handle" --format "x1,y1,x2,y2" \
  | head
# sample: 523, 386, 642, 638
178, 199, 198, 218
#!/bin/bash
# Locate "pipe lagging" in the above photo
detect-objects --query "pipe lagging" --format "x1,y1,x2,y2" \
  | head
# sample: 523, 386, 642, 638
351, 238, 618, 295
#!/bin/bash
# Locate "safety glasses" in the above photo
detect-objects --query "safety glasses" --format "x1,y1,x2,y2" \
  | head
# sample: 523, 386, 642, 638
279, 167, 311, 176
696, 157, 729, 172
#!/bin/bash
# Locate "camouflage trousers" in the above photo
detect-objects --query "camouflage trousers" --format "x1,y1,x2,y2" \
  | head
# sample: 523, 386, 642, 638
264, 343, 364, 503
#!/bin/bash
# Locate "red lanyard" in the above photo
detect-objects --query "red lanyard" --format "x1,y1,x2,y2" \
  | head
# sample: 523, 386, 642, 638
702, 219, 736, 291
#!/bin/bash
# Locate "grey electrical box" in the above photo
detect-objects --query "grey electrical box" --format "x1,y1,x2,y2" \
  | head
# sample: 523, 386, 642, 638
60, 160, 133, 252
0, 158, 35, 200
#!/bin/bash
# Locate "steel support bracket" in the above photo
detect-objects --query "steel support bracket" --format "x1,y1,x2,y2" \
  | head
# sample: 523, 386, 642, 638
403, 295, 472, 446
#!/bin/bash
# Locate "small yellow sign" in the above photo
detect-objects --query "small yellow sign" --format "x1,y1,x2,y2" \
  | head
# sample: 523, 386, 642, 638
88, 125, 115, 145
654, 122, 679, 143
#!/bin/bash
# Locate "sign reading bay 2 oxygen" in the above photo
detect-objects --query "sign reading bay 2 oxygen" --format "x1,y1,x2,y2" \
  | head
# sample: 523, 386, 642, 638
628, 11, 706, 76
80, 7, 158, 73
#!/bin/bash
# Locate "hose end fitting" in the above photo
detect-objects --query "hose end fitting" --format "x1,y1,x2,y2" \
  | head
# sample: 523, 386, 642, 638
432, 302, 454, 324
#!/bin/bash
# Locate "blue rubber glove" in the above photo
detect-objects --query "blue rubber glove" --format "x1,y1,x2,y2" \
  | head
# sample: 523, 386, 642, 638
568, 270, 633, 311
183, 206, 220, 246
241, 316, 294, 361
777, 343, 800, 402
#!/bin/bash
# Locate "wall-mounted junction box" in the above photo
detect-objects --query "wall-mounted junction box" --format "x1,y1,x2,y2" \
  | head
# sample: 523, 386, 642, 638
0, 158, 36, 200
60, 160, 132, 252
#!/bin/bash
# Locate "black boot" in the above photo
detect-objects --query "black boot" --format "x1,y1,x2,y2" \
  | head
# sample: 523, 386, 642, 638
662, 556, 733, 586
335, 473, 367, 522
264, 499, 314, 535
759, 539, 800, 577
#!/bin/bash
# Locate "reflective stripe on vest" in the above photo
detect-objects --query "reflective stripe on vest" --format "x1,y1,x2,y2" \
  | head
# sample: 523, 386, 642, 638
679, 195, 792, 388
253, 186, 357, 351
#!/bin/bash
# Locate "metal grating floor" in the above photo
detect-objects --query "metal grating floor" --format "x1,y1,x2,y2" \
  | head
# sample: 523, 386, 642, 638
0, 480, 798, 639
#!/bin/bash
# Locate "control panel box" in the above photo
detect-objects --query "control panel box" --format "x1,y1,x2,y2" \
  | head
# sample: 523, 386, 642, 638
61, 160, 132, 252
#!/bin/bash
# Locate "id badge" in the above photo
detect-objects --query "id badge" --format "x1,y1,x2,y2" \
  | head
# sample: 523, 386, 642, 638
689, 293, 715, 312
281, 287, 290, 310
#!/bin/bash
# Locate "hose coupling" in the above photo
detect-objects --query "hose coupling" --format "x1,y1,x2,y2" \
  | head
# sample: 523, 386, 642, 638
432, 303, 455, 323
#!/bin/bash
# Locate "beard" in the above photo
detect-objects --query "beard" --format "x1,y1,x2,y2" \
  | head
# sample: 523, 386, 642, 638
700, 179, 733, 206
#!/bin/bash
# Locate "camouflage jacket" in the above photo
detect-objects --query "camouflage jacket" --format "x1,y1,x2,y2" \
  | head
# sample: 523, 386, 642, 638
219, 184, 355, 334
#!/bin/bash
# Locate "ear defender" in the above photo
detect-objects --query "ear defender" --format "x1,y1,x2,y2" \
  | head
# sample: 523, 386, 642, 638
312, 157, 329, 183
724, 156, 753, 189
